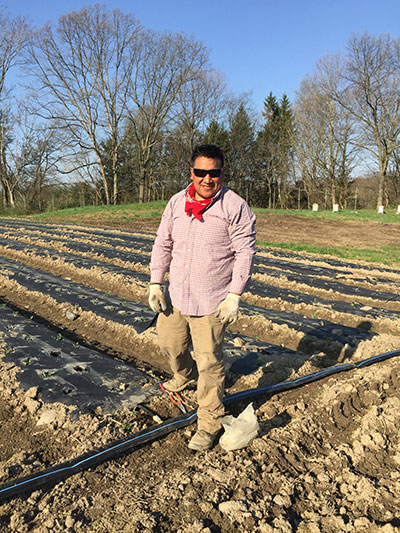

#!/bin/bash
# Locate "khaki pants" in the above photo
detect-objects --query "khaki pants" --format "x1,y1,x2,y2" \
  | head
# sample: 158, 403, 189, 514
157, 307, 227, 433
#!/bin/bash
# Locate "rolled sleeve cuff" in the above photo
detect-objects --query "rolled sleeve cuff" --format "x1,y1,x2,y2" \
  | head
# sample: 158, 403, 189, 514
229, 281, 246, 295
150, 270, 166, 284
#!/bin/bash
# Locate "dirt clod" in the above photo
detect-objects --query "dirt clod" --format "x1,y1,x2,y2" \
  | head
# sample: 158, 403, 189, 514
0, 215, 399, 531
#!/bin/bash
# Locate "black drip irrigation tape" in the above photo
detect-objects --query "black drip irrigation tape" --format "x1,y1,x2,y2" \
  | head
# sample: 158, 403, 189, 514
0, 348, 399, 502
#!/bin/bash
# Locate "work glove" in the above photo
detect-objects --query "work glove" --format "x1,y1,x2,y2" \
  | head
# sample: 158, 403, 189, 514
148, 283, 167, 313
215, 293, 241, 324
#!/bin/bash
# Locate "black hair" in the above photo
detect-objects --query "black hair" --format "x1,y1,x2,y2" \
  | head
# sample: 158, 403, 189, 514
191, 144, 224, 168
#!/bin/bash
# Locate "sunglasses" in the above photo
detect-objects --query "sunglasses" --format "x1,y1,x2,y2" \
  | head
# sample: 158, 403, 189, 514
192, 168, 223, 178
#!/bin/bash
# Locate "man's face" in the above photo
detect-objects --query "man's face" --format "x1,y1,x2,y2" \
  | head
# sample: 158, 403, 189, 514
190, 156, 224, 201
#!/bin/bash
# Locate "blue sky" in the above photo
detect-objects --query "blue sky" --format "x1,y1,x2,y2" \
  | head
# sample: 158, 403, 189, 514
5, 0, 400, 112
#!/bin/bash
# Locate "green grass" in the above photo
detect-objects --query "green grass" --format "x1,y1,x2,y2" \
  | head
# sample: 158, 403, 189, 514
253, 207, 400, 224
256, 240, 400, 267
3, 203, 399, 224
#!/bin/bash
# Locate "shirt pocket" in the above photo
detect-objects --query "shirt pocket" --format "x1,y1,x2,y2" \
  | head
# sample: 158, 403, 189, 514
200, 214, 231, 246
171, 212, 191, 243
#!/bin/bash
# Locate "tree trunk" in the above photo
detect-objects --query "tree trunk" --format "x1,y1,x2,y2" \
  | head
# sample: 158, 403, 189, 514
138, 167, 146, 203
331, 178, 336, 208
97, 158, 110, 205
5, 183, 15, 208
377, 169, 386, 208
112, 145, 118, 205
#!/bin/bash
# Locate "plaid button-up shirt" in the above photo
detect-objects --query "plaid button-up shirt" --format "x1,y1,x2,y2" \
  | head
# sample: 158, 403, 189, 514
150, 185, 256, 316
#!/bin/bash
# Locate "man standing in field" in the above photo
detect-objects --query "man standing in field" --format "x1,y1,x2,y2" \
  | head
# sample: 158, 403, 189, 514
149, 144, 256, 450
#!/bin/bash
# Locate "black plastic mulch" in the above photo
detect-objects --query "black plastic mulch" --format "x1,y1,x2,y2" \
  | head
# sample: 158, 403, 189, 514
0, 225, 153, 255
1, 217, 399, 275
247, 281, 400, 320
246, 279, 400, 321
0, 301, 157, 413
254, 254, 400, 287
0, 237, 149, 286
4, 222, 398, 290
256, 246, 400, 276
0, 232, 398, 338
5, 232, 150, 267
240, 301, 375, 347
249, 268, 400, 304
0, 219, 154, 253
0, 255, 156, 333
1, 233, 399, 308
0, 255, 376, 348
0, 219, 392, 412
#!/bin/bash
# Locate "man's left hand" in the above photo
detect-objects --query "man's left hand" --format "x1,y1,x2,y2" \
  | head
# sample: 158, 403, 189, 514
215, 293, 241, 324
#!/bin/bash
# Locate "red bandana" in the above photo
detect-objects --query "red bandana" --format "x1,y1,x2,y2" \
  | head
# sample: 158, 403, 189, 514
184, 184, 212, 220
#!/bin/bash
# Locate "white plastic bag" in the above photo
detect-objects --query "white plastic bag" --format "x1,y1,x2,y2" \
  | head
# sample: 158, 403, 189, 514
219, 402, 259, 451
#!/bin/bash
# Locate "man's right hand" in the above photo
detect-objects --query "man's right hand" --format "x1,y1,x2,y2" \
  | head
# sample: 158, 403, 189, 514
148, 284, 167, 313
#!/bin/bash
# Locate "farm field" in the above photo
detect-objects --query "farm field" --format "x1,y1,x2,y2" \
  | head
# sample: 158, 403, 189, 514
0, 213, 399, 532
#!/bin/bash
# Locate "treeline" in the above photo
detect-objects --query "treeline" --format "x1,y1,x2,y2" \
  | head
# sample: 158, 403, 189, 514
1, 5, 400, 212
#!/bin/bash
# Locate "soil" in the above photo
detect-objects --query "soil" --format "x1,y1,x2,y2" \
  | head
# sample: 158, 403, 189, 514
255, 214, 400, 250
0, 214, 399, 532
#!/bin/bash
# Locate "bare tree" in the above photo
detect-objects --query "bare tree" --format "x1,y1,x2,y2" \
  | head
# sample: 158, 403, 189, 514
333, 33, 400, 207
127, 30, 209, 202
72, 151, 104, 206
157, 70, 227, 195
0, 101, 64, 211
0, 8, 30, 207
295, 56, 358, 209
26, 5, 142, 204
23, 126, 66, 211
0, 106, 15, 207
0, 8, 30, 96
174, 70, 227, 157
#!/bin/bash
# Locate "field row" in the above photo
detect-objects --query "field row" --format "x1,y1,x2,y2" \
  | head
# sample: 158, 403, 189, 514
0, 218, 399, 408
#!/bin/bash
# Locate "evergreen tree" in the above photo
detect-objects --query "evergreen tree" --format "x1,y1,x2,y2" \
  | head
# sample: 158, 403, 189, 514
256, 92, 295, 208
201, 120, 230, 157
227, 103, 255, 199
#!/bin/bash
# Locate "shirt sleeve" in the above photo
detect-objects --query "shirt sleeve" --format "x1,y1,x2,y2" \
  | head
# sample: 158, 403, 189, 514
227, 201, 256, 295
150, 200, 174, 283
